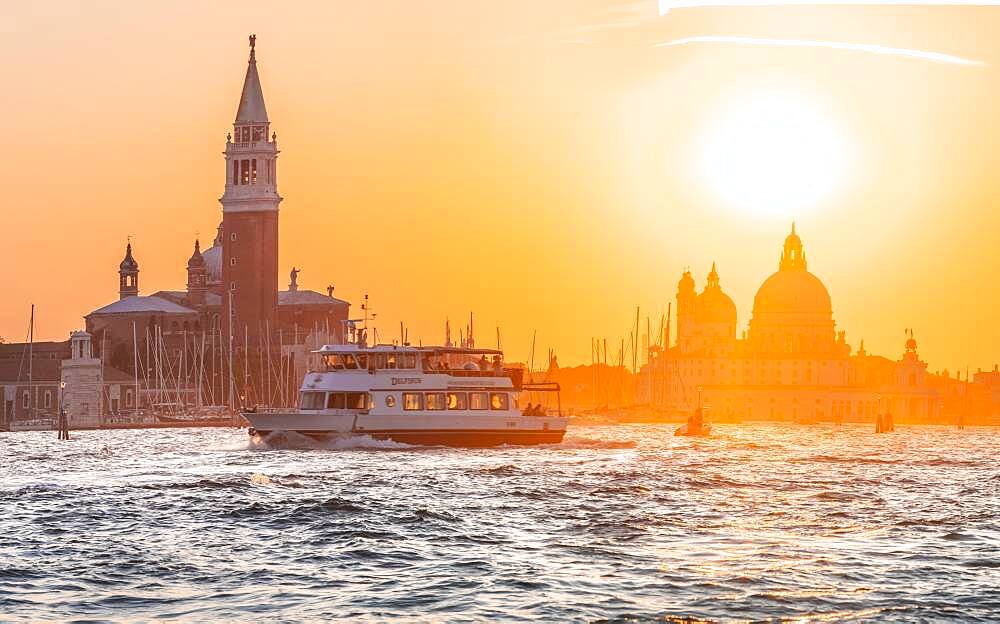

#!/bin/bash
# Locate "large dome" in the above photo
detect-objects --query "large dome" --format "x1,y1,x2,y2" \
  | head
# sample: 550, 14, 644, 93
753, 269, 832, 316
752, 225, 832, 316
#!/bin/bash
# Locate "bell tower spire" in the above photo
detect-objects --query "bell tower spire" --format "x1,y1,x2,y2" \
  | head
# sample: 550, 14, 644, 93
220, 35, 282, 345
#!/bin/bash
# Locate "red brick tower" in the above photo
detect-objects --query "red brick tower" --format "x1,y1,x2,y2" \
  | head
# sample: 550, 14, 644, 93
220, 35, 281, 346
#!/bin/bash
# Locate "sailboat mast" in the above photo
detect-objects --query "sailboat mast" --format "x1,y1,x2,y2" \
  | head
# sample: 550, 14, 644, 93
227, 291, 235, 412
28, 304, 34, 419
132, 321, 139, 414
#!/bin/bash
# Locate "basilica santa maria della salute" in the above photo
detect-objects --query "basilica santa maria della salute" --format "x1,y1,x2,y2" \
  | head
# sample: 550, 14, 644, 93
639, 225, 958, 424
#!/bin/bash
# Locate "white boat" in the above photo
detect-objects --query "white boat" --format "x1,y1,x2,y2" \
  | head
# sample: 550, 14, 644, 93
243, 344, 567, 447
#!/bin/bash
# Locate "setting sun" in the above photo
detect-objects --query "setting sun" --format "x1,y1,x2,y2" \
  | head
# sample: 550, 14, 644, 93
699, 92, 851, 218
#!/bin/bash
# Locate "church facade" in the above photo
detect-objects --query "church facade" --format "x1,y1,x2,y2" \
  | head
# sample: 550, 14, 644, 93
640, 226, 943, 423
83, 38, 350, 410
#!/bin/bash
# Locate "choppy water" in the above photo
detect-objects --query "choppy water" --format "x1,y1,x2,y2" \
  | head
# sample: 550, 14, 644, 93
2, 424, 999, 622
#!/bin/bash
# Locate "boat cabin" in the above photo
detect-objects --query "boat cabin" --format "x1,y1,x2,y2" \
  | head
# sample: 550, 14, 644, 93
294, 345, 559, 416
315, 345, 510, 377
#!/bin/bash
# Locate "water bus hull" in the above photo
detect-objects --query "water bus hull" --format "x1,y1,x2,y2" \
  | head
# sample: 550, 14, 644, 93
245, 411, 567, 447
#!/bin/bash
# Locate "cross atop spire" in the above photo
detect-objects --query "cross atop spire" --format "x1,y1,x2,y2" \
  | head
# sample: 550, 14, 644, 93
236, 34, 268, 123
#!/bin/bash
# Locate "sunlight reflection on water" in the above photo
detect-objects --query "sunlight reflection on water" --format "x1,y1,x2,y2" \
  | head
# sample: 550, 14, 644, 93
1, 423, 999, 622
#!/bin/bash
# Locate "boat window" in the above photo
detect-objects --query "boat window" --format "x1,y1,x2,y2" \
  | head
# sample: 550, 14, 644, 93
426, 393, 447, 410
346, 392, 367, 410
385, 394, 396, 408
386, 354, 397, 369
343, 354, 358, 370
327, 393, 345, 409
300, 391, 325, 410
375, 354, 387, 369
490, 393, 510, 410
403, 393, 423, 411
447, 392, 467, 410
356, 354, 368, 369
469, 392, 489, 410
403, 354, 417, 369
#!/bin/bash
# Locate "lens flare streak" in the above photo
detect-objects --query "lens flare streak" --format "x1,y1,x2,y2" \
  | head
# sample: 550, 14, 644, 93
655, 35, 986, 66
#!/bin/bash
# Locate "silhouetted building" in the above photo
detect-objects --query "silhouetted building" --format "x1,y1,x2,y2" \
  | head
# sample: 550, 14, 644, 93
640, 226, 945, 423
81, 38, 350, 410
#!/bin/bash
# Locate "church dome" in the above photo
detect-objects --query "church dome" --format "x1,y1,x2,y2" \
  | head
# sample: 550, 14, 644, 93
753, 269, 832, 316
752, 224, 832, 316
119, 243, 138, 271
200, 223, 224, 284
187, 240, 205, 269
697, 288, 737, 323
202, 244, 222, 284
696, 263, 737, 323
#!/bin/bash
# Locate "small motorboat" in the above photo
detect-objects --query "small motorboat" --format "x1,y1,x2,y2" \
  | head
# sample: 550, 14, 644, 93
675, 407, 711, 436
674, 422, 712, 437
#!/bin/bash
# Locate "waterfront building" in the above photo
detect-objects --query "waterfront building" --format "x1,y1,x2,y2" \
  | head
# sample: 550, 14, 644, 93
640, 226, 945, 423
0, 332, 133, 430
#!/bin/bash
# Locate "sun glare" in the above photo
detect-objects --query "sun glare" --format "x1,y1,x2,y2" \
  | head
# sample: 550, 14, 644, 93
699, 93, 850, 218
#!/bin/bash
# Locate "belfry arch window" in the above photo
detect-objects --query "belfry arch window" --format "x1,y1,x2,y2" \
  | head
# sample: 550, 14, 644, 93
251, 159, 257, 184
240, 160, 250, 185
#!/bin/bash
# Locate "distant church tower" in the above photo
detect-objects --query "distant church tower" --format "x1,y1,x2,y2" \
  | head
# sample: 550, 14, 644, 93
675, 270, 696, 351
220, 35, 281, 343
119, 243, 139, 299
186, 239, 208, 306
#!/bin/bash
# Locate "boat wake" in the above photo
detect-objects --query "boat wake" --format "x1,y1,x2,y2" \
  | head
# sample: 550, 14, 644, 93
249, 430, 415, 451
548, 434, 638, 450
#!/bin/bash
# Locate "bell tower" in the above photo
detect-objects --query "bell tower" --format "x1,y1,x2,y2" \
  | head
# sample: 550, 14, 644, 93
220, 34, 281, 344
119, 242, 139, 300
676, 269, 696, 352
186, 239, 208, 306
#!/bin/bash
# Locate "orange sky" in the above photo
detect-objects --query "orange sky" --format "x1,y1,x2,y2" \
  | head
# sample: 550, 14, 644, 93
3, 1, 1000, 372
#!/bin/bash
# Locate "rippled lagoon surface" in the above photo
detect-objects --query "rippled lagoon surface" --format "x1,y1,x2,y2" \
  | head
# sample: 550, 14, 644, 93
2, 424, 999, 622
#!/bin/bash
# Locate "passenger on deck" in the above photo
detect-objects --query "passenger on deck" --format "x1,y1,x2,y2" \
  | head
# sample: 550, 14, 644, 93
524, 402, 535, 416
437, 361, 447, 371
492, 355, 503, 374
478, 355, 489, 371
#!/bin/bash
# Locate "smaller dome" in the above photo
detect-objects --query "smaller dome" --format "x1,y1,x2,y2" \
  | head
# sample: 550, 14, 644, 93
119, 243, 138, 271
697, 287, 737, 324
202, 243, 222, 284
187, 239, 205, 269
